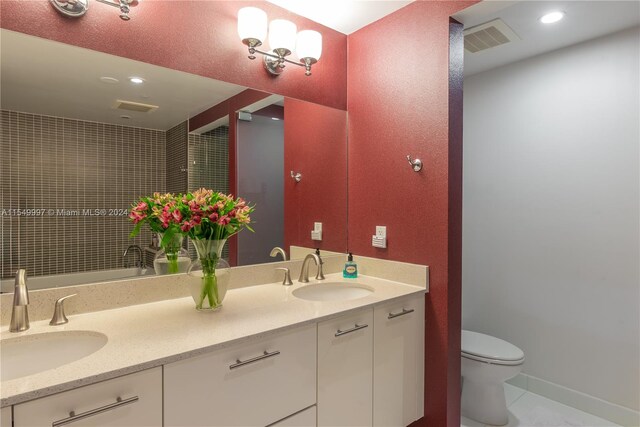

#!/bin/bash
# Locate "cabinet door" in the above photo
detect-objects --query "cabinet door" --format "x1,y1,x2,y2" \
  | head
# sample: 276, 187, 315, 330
373, 294, 425, 427
1, 406, 10, 427
269, 406, 316, 427
317, 308, 373, 427
13, 367, 162, 427
164, 324, 316, 427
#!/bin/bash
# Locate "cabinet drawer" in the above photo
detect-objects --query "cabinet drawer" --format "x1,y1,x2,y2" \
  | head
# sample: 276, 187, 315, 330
269, 406, 316, 427
13, 367, 162, 427
1, 406, 10, 427
373, 294, 425, 426
164, 323, 316, 427
317, 308, 373, 427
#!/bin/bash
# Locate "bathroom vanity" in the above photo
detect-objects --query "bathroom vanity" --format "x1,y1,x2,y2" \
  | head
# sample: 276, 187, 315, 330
1, 269, 426, 427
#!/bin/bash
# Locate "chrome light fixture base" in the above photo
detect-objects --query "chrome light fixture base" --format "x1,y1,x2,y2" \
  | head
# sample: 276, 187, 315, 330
264, 56, 284, 75
50, 0, 89, 18
50, 0, 136, 20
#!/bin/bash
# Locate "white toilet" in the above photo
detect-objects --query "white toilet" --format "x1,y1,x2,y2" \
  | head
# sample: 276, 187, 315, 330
461, 330, 525, 426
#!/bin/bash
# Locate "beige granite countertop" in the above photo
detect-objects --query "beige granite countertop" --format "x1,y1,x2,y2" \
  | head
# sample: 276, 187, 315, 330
0, 273, 425, 407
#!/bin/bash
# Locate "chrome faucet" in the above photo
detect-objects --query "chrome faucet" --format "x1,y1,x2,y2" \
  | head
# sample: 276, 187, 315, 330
10, 269, 30, 332
270, 247, 288, 261
298, 253, 325, 283
123, 245, 144, 268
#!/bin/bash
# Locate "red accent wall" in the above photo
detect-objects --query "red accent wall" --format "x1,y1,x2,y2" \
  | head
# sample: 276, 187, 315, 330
0, 0, 347, 110
284, 98, 348, 254
346, 2, 476, 426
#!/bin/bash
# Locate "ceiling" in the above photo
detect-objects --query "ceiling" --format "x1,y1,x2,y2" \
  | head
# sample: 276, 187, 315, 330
0, 30, 246, 131
266, 0, 413, 35
453, 1, 640, 76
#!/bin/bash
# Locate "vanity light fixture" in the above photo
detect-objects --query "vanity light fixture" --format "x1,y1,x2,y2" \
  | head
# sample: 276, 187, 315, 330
540, 11, 565, 24
50, 0, 139, 21
237, 7, 322, 76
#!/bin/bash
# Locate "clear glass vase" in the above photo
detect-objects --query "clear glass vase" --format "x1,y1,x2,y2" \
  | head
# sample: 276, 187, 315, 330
188, 238, 230, 311
154, 233, 191, 275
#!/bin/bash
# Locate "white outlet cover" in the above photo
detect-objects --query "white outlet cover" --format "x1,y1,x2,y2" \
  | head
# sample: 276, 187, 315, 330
376, 226, 386, 238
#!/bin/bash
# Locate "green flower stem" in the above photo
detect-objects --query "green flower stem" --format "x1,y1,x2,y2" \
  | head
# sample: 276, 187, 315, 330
197, 255, 220, 310
166, 251, 179, 274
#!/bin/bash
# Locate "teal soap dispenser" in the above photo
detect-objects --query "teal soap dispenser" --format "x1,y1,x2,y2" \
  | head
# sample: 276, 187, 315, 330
343, 253, 358, 278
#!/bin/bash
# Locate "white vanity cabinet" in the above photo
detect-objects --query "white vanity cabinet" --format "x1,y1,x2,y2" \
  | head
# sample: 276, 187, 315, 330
1, 406, 11, 427
269, 406, 316, 427
373, 294, 425, 426
317, 308, 374, 427
164, 323, 317, 427
12, 367, 162, 427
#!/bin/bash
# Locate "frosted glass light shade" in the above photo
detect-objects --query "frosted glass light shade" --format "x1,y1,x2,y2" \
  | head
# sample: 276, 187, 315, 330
269, 19, 297, 54
238, 7, 267, 43
296, 30, 322, 61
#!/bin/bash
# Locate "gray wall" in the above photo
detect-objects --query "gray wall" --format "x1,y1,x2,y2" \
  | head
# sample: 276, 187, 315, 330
237, 115, 284, 265
1, 110, 166, 278
462, 27, 639, 410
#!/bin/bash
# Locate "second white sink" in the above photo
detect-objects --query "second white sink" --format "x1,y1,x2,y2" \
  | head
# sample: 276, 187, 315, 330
1, 331, 108, 382
292, 282, 373, 302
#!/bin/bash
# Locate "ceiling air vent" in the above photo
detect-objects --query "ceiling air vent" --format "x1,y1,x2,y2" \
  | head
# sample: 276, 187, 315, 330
464, 19, 520, 54
114, 100, 159, 113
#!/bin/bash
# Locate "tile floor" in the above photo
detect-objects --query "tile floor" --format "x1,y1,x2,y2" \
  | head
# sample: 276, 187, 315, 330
461, 384, 620, 427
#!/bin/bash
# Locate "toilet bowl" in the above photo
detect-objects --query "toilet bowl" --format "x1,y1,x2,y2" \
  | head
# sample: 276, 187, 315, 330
461, 330, 524, 426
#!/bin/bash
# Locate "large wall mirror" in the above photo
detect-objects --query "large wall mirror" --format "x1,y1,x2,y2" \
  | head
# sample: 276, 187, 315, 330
0, 29, 348, 291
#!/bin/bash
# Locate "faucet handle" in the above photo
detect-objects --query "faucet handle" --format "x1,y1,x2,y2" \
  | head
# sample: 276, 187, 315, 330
314, 250, 325, 280
275, 268, 294, 286
50, 294, 77, 326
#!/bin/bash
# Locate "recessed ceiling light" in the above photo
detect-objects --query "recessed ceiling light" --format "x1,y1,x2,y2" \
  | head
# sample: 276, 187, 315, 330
540, 11, 565, 24
129, 77, 145, 84
271, 117, 281, 121
120, 115, 131, 119
100, 76, 119, 84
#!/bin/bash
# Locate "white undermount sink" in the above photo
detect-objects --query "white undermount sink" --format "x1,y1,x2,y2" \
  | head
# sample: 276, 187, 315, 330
1, 330, 108, 381
292, 282, 373, 302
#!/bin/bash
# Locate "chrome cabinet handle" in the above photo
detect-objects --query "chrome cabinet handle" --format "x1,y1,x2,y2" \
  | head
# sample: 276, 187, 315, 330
388, 308, 415, 319
335, 323, 368, 337
52, 396, 139, 427
229, 350, 281, 370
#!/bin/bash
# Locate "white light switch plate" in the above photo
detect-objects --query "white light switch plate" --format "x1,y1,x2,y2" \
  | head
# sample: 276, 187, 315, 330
312, 222, 323, 241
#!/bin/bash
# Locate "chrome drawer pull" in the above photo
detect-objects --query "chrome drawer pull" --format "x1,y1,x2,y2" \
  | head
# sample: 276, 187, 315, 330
229, 350, 281, 370
335, 323, 368, 337
52, 396, 139, 427
388, 308, 415, 319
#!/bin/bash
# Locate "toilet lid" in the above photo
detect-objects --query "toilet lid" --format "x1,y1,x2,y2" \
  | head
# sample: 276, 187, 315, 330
462, 330, 524, 362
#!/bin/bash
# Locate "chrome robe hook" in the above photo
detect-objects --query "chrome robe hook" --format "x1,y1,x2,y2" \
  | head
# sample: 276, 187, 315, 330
406, 155, 423, 172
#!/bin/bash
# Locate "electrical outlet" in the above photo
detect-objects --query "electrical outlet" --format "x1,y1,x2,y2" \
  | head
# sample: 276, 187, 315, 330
314, 222, 323, 233
372, 226, 387, 248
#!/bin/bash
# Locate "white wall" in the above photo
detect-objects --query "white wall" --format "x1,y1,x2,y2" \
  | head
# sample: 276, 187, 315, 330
462, 27, 639, 411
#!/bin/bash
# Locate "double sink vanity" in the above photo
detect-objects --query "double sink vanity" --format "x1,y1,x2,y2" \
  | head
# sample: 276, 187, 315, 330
1, 255, 427, 427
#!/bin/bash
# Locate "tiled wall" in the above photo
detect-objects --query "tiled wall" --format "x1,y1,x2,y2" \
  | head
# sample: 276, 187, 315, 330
0, 110, 166, 278
187, 126, 229, 259
166, 121, 188, 194
188, 126, 229, 193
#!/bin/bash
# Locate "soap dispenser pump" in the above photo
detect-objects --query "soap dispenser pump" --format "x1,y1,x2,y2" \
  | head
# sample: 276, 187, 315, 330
343, 253, 358, 278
